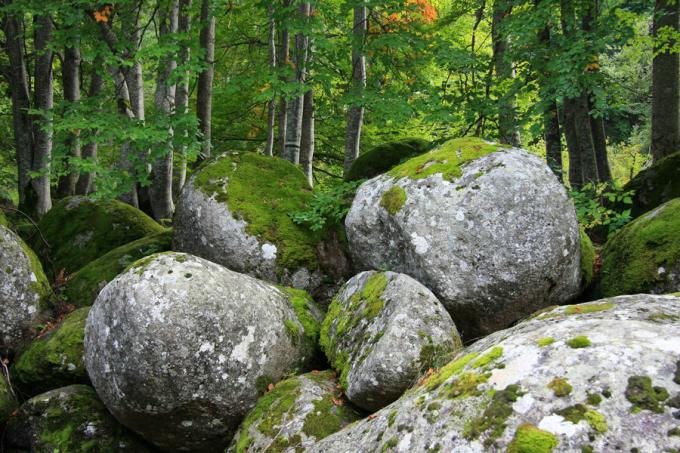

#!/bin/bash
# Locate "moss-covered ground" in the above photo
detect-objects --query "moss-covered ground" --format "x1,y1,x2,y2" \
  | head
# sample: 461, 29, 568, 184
345, 138, 430, 181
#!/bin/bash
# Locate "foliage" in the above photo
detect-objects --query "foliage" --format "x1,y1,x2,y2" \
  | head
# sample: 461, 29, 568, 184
291, 180, 364, 232
570, 183, 634, 237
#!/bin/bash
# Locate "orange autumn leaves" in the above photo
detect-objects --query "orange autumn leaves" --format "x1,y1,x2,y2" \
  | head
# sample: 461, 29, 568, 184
384, 0, 438, 29
93, 4, 113, 23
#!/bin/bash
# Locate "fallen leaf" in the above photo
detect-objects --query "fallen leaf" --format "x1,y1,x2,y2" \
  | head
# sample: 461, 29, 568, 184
332, 398, 344, 406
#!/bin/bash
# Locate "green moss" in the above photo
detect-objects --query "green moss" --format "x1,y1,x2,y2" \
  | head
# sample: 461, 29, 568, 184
536, 337, 555, 347
34, 197, 163, 278
15, 228, 53, 309
506, 424, 559, 453
669, 427, 680, 436
0, 373, 17, 423
581, 446, 594, 453
547, 377, 573, 397
586, 393, 602, 406
424, 352, 480, 391
12, 308, 90, 396
596, 198, 680, 297
388, 137, 500, 182
564, 302, 615, 315
381, 437, 399, 452
471, 347, 503, 369
446, 372, 489, 399
284, 319, 301, 343
675, 360, 680, 385
579, 230, 596, 287
648, 312, 680, 322
301, 380, 362, 440
555, 404, 608, 433
584, 410, 608, 433
380, 186, 407, 215
278, 287, 322, 357
62, 230, 172, 307
388, 410, 398, 427
194, 152, 324, 271
464, 384, 522, 445
417, 338, 458, 373
566, 336, 591, 348
625, 375, 669, 413
345, 137, 430, 181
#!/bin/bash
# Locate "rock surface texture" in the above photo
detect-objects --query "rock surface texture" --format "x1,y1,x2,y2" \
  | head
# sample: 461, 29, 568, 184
229, 371, 363, 452
321, 271, 461, 411
84, 252, 320, 451
0, 224, 51, 354
310, 294, 680, 453
345, 137, 581, 339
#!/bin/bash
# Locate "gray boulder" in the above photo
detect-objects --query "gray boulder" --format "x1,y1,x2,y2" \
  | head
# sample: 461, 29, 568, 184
310, 294, 680, 453
0, 224, 51, 354
84, 252, 321, 452
229, 370, 363, 452
321, 271, 461, 411
345, 137, 581, 339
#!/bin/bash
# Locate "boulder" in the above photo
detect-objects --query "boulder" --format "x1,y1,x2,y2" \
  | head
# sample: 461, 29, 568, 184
344, 138, 430, 182
622, 151, 680, 218
345, 137, 581, 339
174, 152, 349, 301
310, 294, 680, 453
0, 224, 52, 354
62, 229, 173, 307
0, 372, 17, 424
595, 198, 680, 297
229, 370, 363, 452
321, 271, 461, 411
34, 196, 164, 277
84, 252, 322, 451
5, 384, 152, 452
12, 307, 89, 397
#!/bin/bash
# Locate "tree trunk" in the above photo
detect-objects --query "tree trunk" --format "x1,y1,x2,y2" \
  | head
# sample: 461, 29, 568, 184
492, 0, 521, 146
343, 5, 367, 175
151, 0, 179, 221
300, 89, 315, 187
563, 98, 583, 188
544, 102, 563, 179
76, 60, 104, 195
284, 2, 310, 164
197, 0, 215, 161
32, 15, 54, 216
174, 0, 192, 194
57, 44, 82, 197
278, 0, 291, 157
264, 5, 277, 157
651, 0, 680, 161
589, 102, 612, 182
109, 66, 139, 207
573, 93, 599, 184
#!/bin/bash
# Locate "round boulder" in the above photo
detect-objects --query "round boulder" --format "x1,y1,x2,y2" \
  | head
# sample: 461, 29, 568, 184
311, 294, 680, 453
321, 271, 461, 411
621, 151, 680, 218
345, 137, 581, 339
229, 370, 362, 452
174, 152, 349, 300
0, 224, 52, 354
84, 252, 322, 451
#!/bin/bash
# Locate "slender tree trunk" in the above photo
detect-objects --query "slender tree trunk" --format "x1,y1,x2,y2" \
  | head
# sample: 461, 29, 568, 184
300, 89, 315, 187
544, 102, 563, 179
174, 0, 192, 194
573, 93, 599, 184
563, 99, 583, 188
278, 0, 291, 157
651, 0, 680, 161
57, 44, 82, 197
589, 101, 612, 182
120, 4, 145, 123
32, 15, 54, 216
492, 0, 521, 146
265, 4, 277, 157
151, 0, 179, 221
343, 5, 367, 175
77, 60, 104, 195
109, 66, 139, 207
284, 2, 310, 164
197, 0, 215, 161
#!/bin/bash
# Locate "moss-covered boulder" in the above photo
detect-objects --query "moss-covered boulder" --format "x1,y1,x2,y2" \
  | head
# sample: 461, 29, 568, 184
0, 373, 18, 424
84, 252, 323, 451
309, 294, 680, 452
62, 230, 172, 307
174, 152, 350, 299
622, 152, 680, 218
5, 384, 152, 452
1, 224, 52, 354
321, 271, 461, 412
229, 371, 362, 452
12, 308, 89, 397
345, 137, 581, 340
580, 230, 596, 288
34, 196, 164, 277
595, 198, 680, 298
344, 137, 430, 181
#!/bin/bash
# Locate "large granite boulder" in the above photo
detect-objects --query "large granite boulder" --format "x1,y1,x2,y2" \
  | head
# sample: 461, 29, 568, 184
621, 151, 680, 218
596, 197, 680, 297
345, 137, 581, 339
174, 152, 350, 302
321, 271, 461, 411
310, 294, 680, 453
229, 370, 363, 452
0, 224, 52, 354
84, 252, 322, 451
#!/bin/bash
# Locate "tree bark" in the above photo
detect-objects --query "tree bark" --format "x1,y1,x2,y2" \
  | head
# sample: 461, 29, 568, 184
544, 102, 563, 179
151, 0, 179, 221
57, 44, 82, 197
651, 0, 680, 161
197, 0, 215, 161
300, 89, 315, 187
492, 0, 521, 146
284, 2, 310, 164
343, 5, 367, 175
589, 103, 612, 182
174, 0, 192, 194
32, 15, 54, 216
265, 4, 277, 157
573, 93, 599, 184
76, 60, 104, 195
563, 98, 583, 188
278, 0, 291, 157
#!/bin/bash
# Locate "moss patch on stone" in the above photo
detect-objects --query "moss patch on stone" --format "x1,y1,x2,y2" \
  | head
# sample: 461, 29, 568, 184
556, 404, 608, 433
194, 152, 323, 271
424, 352, 480, 391
621, 151, 680, 219
506, 424, 559, 453
625, 375, 669, 413
12, 308, 90, 397
596, 198, 680, 297
464, 384, 522, 446
471, 347, 503, 370
580, 230, 596, 287
14, 227, 53, 310
345, 137, 430, 181
548, 377, 573, 397
34, 197, 163, 278
62, 230, 172, 307
279, 287, 322, 357
380, 186, 407, 215
564, 302, 615, 315
566, 336, 591, 348
388, 137, 500, 182
536, 337, 555, 347
0, 373, 17, 423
